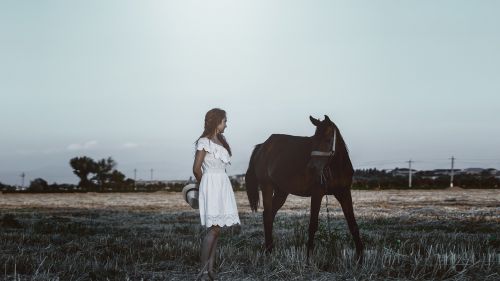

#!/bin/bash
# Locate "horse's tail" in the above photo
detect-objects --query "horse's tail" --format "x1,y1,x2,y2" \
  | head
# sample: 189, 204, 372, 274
245, 144, 261, 212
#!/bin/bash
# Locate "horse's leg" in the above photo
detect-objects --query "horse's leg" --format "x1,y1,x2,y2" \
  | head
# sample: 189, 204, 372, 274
271, 191, 288, 222
335, 189, 364, 265
261, 183, 274, 253
306, 193, 323, 263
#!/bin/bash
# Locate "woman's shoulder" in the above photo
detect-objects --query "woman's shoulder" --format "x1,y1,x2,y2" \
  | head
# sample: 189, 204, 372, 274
195, 137, 231, 164
196, 137, 207, 144
196, 137, 212, 152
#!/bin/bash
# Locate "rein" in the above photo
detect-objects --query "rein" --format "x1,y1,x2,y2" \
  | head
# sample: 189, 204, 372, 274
311, 129, 337, 185
321, 166, 332, 234
310, 129, 337, 233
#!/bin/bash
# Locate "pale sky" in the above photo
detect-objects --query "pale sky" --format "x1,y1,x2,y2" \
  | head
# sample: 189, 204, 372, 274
1, 1, 499, 185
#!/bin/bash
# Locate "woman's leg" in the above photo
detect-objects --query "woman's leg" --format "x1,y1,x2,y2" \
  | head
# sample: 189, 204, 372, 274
208, 230, 219, 275
200, 225, 220, 275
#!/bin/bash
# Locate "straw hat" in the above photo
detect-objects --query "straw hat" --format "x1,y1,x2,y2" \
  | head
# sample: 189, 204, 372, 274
182, 183, 199, 209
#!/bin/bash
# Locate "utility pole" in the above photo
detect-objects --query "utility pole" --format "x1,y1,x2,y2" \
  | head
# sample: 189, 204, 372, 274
450, 156, 455, 187
150, 169, 154, 181
408, 160, 412, 188
134, 168, 137, 189
20, 172, 25, 188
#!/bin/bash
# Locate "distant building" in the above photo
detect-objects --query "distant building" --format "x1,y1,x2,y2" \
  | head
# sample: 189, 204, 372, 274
486, 168, 498, 176
463, 168, 484, 175
135, 179, 186, 185
390, 168, 417, 177
430, 169, 462, 176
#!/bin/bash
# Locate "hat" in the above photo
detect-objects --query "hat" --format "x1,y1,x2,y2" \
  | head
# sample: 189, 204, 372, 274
182, 183, 199, 209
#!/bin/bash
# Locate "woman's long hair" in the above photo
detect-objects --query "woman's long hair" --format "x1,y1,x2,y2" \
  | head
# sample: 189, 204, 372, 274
196, 108, 232, 156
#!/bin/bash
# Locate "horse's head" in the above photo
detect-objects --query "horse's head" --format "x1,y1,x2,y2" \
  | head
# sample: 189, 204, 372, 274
307, 115, 337, 180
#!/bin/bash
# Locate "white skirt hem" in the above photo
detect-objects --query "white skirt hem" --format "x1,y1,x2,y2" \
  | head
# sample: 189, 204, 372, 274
201, 213, 241, 228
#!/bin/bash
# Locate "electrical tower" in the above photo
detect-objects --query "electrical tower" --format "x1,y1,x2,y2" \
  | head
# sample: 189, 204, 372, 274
20, 172, 25, 188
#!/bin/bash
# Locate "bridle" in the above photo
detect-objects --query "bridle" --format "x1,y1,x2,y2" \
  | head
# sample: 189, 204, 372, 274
310, 129, 337, 185
310, 129, 337, 157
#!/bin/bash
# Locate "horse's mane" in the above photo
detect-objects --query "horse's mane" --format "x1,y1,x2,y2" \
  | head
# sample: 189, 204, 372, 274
329, 124, 353, 178
333, 123, 350, 155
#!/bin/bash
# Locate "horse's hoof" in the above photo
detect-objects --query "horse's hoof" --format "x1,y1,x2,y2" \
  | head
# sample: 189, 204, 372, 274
208, 270, 217, 281
196, 271, 212, 281
356, 255, 364, 266
263, 243, 273, 254
307, 249, 313, 258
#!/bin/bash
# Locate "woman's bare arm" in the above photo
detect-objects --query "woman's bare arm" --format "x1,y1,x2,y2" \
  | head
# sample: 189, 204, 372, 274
192, 149, 206, 183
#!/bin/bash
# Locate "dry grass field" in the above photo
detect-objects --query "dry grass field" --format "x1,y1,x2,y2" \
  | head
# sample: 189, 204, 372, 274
1, 189, 499, 280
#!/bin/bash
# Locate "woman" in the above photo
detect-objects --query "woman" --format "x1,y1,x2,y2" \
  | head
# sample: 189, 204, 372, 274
193, 108, 240, 280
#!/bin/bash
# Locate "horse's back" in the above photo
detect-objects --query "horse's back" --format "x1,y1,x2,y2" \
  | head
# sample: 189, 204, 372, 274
252, 134, 313, 194
263, 134, 310, 148
258, 134, 310, 161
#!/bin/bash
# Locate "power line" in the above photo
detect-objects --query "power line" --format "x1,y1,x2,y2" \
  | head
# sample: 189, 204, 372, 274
355, 161, 407, 167
355, 158, 500, 166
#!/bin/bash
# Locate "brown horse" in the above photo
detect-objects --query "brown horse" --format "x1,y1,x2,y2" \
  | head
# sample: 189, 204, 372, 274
245, 115, 363, 264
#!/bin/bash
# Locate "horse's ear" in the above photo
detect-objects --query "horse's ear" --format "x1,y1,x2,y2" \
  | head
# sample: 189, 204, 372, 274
324, 115, 332, 123
309, 116, 320, 126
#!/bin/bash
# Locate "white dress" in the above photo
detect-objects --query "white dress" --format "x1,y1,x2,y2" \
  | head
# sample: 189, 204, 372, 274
196, 137, 241, 227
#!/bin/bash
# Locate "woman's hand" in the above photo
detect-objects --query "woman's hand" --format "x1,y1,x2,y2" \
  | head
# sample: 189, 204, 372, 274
192, 149, 206, 183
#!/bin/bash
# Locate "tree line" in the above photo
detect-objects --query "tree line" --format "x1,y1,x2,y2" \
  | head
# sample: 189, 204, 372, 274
1, 156, 169, 193
1, 164, 499, 193
68, 156, 135, 191
352, 168, 500, 189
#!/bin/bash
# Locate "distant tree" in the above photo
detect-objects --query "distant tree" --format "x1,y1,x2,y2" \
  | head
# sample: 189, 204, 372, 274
28, 178, 48, 192
70, 156, 137, 192
481, 170, 494, 178
110, 170, 126, 183
70, 156, 97, 190
92, 157, 117, 191
107, 170, 129, 191
0, 181, 15, 192
49, 182, 77, 192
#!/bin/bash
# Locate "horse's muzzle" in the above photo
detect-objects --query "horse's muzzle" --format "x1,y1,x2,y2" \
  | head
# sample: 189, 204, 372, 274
307, 157, 328, 178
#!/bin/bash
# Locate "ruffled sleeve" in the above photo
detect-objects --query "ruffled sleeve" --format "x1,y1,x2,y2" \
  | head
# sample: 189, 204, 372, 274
212, 145, 231, 164
196, 138, 211, 153
196, 137, 231, 164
